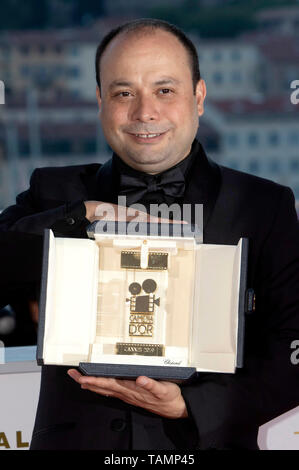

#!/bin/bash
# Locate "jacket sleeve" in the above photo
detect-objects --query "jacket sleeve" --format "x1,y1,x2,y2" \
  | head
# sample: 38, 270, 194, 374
180, 186, 299, 449
0, 169, 90, 310
0, 169, 89, 237
0, 232, 44, 309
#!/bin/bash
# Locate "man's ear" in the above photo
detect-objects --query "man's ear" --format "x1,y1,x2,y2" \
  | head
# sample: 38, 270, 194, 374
195, 79, 206, 117
96, 86, 102, 111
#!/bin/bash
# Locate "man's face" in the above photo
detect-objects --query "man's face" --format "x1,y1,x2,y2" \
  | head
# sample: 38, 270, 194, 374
97, 29, 206, 174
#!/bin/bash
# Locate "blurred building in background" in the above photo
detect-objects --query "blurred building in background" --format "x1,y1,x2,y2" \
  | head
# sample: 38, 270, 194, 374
196, 39, 265, 99
205, 97, 299, 193
0, 93, 110, 205
256, 5, 299, 34
0, 28, 101, 100
0, 1, 298, 210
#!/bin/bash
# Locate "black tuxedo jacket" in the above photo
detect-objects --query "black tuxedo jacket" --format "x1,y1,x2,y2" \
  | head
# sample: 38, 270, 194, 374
0, 141, 298, 450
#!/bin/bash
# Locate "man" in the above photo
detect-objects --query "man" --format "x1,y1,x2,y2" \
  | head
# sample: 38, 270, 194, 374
0, 19, 298, 450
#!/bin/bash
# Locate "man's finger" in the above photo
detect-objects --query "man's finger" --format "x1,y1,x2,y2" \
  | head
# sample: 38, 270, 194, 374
136, 376, 166, 398
81, 384, 114, 397
67, 369, 83, 383
28, 300, 39, 324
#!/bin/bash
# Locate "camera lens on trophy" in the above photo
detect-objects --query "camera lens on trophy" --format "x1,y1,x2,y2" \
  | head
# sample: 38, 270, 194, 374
129, 282, 142, 295
142, 279, 157, 294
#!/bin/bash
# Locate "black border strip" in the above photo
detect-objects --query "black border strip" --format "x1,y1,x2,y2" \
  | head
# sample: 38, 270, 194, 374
236, 238, 249, 368
36, 229, 51, 365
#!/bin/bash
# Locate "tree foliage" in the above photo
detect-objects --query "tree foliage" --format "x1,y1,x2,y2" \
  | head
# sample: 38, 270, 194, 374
149, 0, 299, 38
0, 0, 105, 30
0, 0, 48, 30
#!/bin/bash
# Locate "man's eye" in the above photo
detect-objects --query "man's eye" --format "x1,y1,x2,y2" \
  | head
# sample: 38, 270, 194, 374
159, 88, 172, 95
118, 91, 131, 97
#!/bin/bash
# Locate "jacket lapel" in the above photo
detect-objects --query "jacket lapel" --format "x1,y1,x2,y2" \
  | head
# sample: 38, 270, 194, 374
183, 141, 222, 238
94, 158, 120, 204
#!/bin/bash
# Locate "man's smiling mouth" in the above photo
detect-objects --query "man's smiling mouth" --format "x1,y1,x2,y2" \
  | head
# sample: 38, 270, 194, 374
127, 130, 169, 142
134, 133, 161, 139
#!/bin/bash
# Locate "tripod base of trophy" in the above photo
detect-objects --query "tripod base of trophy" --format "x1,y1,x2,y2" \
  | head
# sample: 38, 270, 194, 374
116, 342, 164, 356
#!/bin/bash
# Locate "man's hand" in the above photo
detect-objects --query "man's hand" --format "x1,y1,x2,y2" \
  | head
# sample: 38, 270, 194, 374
67, 369, 188, 419
84, 201, 160, 223
28, 300, 39, 325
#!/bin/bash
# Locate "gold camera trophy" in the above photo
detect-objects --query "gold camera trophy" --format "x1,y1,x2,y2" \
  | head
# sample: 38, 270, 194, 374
116, 245, 168, 357
37, 222, 249, 381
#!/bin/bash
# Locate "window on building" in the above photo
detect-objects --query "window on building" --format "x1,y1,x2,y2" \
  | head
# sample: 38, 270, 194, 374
71, 45, 79, 56
269, 159, 281, 173
290, 159, 299, 172
20, 45, 29, 55
39, 45, 46, 54
19, 141, 30, 157
20, 65, 30, 77
42, 140, 71, 154
231, 70, 242, 83
84, 139, 96, 154
68, 66, 80, 78
37, 66, 47, 78
54, 65, 63, 77
288, 131, 299, 146
2, 46, 10, 59
248, 132, 259, 147
231, 49, 241, 61
248, 159, 259, 173
226, 133, 239, 147
212, 50, 222, 61
71, 89, 80, 98
55, 44, 62, 54
268, 131, 279, 146
203, 135, 220, 152
212, 71, 223, 84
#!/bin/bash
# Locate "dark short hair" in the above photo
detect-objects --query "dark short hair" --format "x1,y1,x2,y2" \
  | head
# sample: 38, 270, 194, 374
95, 18, 201, 94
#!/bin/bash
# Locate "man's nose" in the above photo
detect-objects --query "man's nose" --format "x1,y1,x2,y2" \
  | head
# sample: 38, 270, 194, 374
130, 94, 159, 122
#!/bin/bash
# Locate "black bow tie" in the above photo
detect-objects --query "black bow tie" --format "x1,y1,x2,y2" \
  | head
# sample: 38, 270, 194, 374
119, 165, 186, 206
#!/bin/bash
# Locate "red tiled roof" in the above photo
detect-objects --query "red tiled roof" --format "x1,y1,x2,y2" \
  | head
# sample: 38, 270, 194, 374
0, 122, 98, 140
4, 93, 97, 109
0, 27, 102, 46
0, 17, 135, 47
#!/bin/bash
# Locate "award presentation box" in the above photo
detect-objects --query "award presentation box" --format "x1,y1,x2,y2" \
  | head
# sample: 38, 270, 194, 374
37, 222, 250, 381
